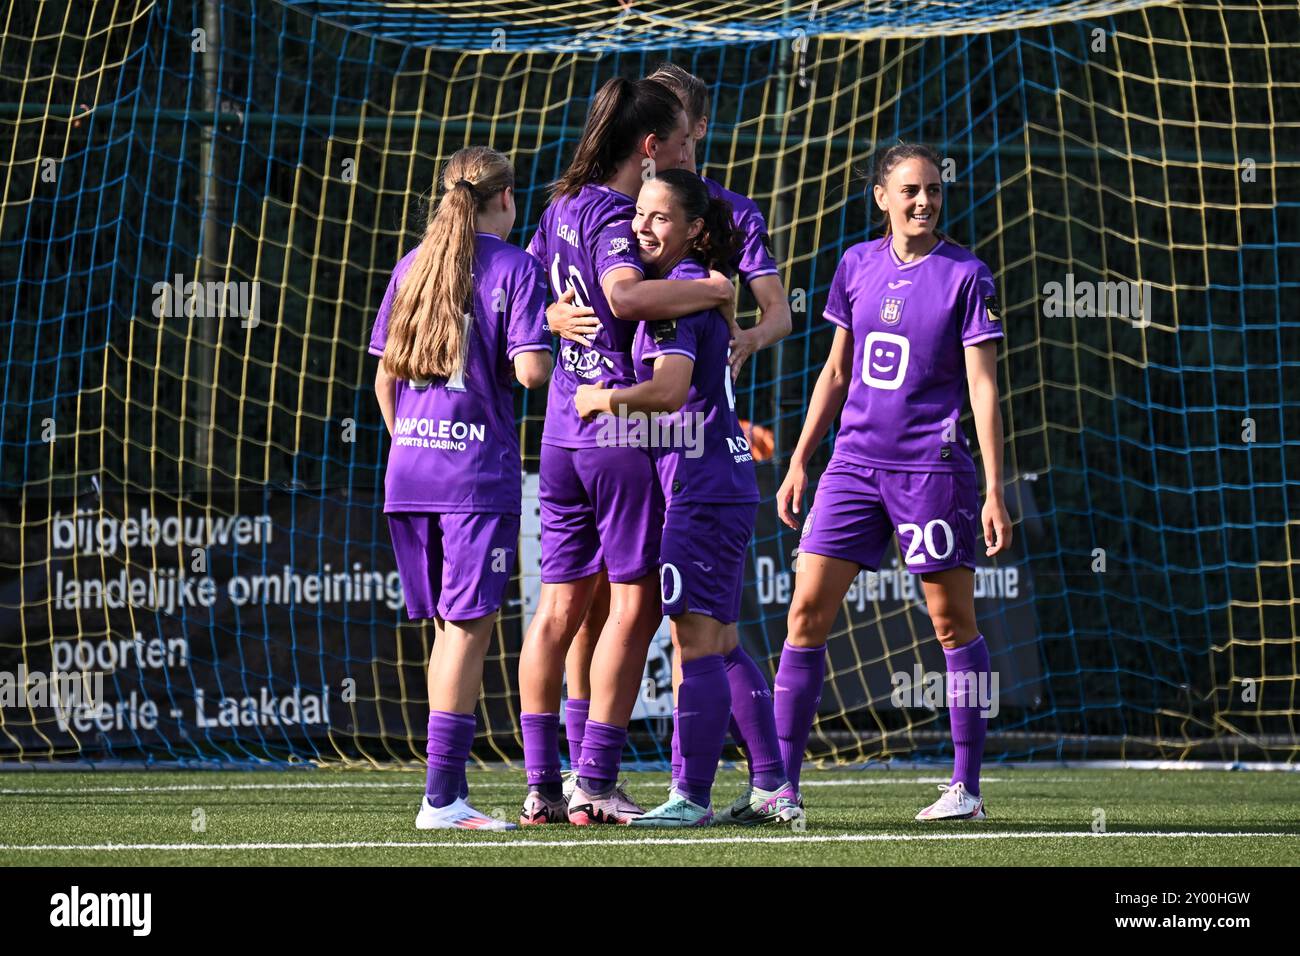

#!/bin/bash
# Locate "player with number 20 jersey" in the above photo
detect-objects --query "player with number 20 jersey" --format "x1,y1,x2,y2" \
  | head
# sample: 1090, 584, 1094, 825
798, 234, 1002, 574
775, 143, 1012, 826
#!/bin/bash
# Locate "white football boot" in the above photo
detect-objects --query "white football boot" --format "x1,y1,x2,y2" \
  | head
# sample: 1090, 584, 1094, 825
519, 790, 569, 826
416, 795, 517, 831
914, 782, 987, 821
567, 781, 646, 825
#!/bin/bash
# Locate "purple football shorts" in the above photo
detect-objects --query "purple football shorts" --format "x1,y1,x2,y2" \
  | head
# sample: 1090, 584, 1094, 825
659, 501, 757, 624
797, 457, 980, 574
387, 511, 520, 620
538, 443, 664, 584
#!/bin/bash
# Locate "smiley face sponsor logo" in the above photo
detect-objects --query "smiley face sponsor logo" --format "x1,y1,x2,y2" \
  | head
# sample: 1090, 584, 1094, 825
861, 331, 910, 390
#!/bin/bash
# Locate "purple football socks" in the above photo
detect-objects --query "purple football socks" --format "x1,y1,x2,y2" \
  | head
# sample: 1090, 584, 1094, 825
426, 710, 476, 809
576, 719, 627, 795
773, 641, 827, 792
670, 706, 682, 788
677, 655, 732, 808
723, 644, 785, 792
945, 634, 991, 797
671, 708, 741, 788
521, 711, 563, 800
564, 697, 590, 769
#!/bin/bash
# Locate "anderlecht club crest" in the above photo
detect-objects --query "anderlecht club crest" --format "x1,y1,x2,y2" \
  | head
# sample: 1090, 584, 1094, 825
880, 296, 905, 325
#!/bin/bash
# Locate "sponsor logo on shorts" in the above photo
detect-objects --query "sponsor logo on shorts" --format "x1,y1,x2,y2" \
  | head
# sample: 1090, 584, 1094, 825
649, 319, 676, 344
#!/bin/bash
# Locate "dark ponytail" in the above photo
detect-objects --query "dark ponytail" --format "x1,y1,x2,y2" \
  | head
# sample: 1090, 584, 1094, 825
653, 168, 740, 274
550, 77, 683, 200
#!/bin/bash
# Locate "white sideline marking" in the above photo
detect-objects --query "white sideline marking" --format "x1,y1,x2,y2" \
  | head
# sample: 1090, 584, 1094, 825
0, 831, 1295, 852
802, 776, 1013, 787
0, 781, 413, 796
0, 776, 1017, 797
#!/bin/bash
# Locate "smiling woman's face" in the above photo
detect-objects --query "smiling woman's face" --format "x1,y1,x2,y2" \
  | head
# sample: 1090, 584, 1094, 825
632, 178, 700, 271
874, 157, 943, 240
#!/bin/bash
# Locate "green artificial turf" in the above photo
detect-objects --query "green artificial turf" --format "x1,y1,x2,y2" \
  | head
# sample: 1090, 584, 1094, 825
1, 767, 1296, 866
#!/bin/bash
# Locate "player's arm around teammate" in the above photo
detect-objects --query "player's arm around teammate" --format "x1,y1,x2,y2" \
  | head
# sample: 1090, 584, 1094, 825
544, 266, 734, 349
371, 146, 552, 832
535, 101, 733, 353
774, 143, 1011, 821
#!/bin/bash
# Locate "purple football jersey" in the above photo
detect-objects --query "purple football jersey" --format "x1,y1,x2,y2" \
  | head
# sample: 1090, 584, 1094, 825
527, 183, 646, 449
822, 237, 1002, 473
702, 175, 779, 285
632, 257, 759, 506
369, 233, 552, 512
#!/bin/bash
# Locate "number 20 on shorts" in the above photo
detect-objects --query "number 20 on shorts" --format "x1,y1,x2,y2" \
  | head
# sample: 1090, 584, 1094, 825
897, 518, 955, 566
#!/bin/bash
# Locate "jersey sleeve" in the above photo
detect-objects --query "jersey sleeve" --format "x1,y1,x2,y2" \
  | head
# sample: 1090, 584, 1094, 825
525, 226, 546, 266
368, 262, 406, 357
733, 204, 779, 284
506, 255, 554, 359
593, 218, 644, 283
959, 263, 1004, 347
822, 253, 853, 330
640, 312, 702, 364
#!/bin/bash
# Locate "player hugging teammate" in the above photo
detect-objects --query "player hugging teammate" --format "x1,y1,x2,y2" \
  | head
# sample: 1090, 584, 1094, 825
515, 75, 738, 827
515, 64, 800, 828
573, 169, 802, 827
